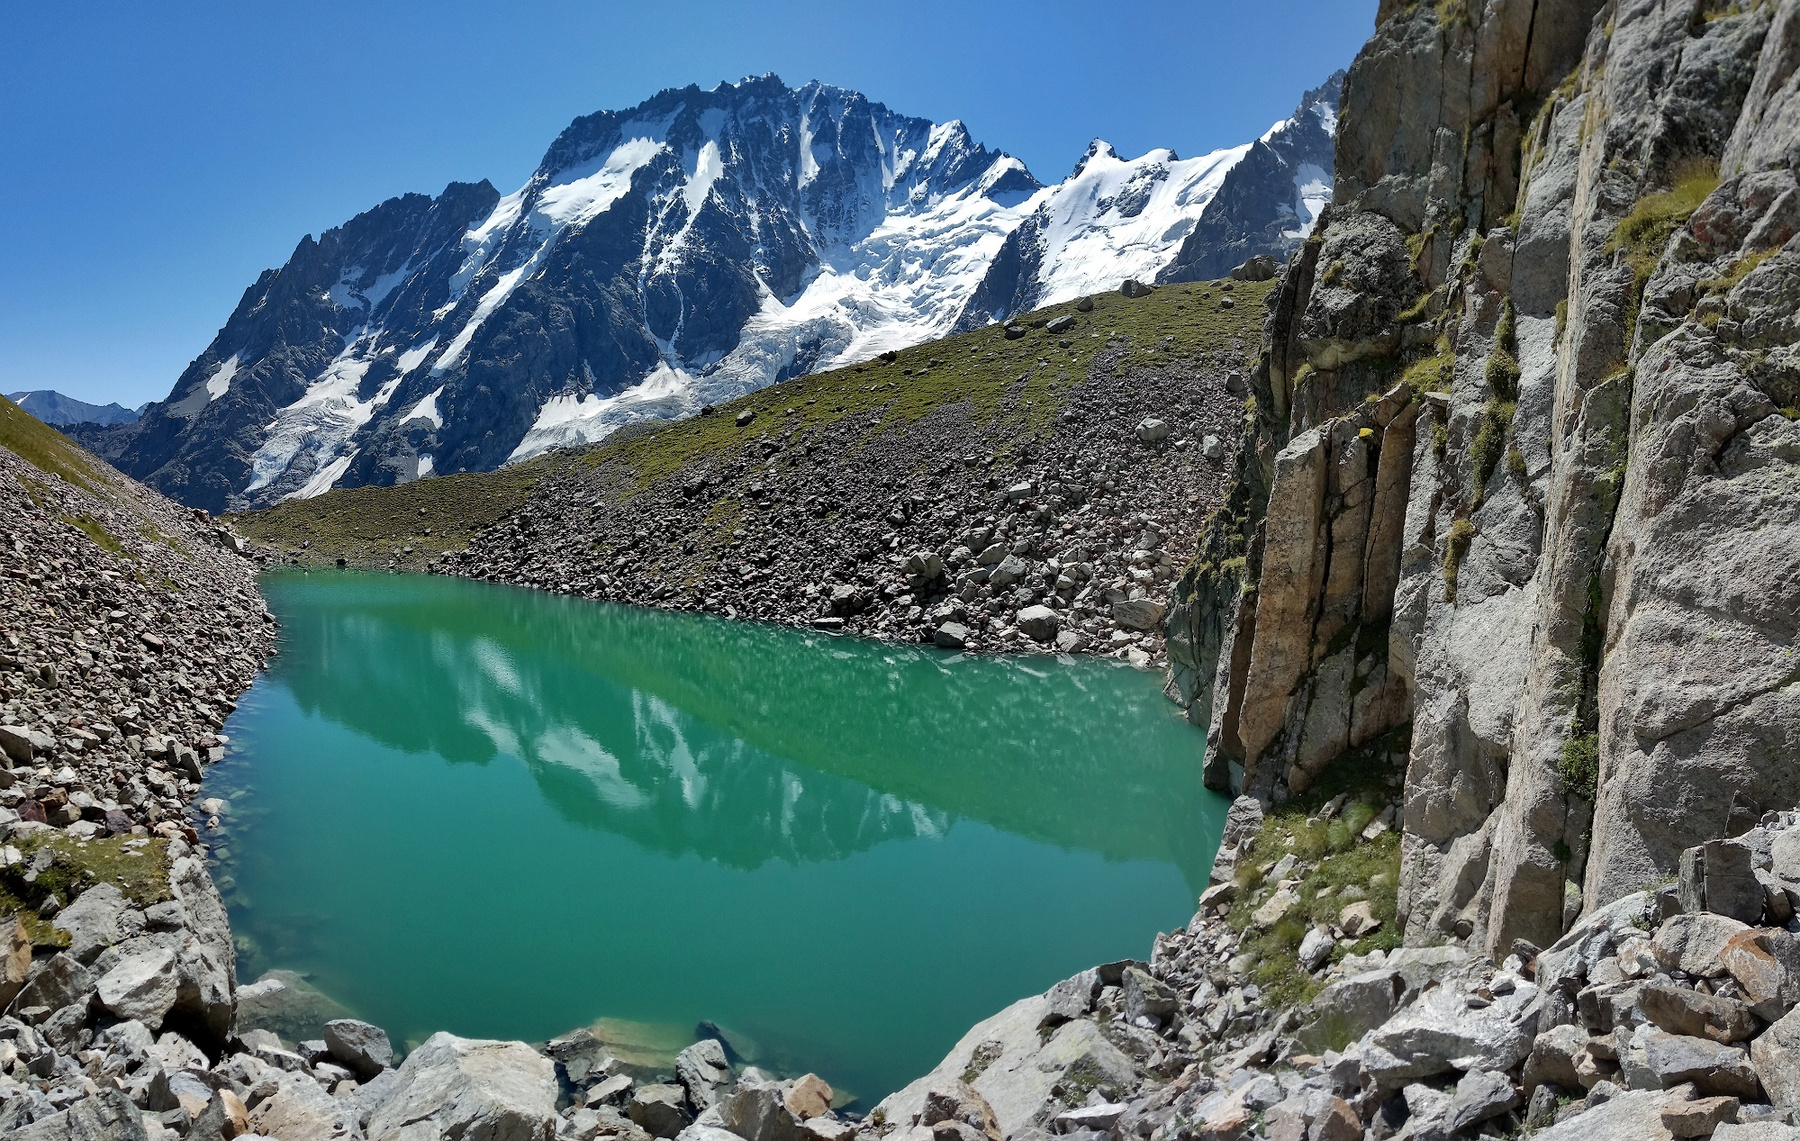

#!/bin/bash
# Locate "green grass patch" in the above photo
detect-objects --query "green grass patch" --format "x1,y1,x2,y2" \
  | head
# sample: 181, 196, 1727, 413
1221, 728, 1408, 1010
1402, 337, 1456, 399
1610, 161, 1720, 346
1700, 247, 1777, 297
231, 461, 552, 571
0, 834, 173, 948
1469, 399, 1517, 503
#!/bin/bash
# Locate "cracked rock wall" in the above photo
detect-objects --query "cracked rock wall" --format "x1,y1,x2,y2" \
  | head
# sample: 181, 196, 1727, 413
1167, 0, 1800, 961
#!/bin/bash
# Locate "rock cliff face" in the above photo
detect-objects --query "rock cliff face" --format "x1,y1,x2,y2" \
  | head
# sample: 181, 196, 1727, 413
1168, 0, 1800, 961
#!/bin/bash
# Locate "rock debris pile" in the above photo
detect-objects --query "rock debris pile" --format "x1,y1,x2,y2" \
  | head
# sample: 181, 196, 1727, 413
438, 287, 1261, 669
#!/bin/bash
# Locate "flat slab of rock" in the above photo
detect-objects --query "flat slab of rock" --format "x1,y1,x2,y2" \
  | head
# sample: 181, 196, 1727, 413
95, 945, 178, 1029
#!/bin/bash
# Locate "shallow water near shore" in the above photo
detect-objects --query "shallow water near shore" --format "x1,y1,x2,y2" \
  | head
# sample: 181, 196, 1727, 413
205, 571, 1225, 1102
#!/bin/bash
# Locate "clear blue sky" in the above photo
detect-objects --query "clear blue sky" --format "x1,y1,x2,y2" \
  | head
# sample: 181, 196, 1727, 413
1, 1, 1376, 407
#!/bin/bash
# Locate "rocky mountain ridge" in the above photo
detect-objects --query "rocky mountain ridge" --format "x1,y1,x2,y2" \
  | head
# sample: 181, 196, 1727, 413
71, 74, 1339, 514
6, 392, 141, 428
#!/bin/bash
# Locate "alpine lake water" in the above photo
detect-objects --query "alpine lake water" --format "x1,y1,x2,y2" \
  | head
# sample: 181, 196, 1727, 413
202, 571, 1226, 1105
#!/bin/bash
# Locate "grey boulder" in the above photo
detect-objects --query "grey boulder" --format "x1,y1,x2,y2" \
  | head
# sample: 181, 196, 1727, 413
324, 1017, 394, 1077
364, 1031, 557, 1141
95, 945, 178, 1029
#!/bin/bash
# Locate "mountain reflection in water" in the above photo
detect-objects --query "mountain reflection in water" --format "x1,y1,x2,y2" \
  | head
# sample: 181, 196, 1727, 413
207, 571, 1225, 1103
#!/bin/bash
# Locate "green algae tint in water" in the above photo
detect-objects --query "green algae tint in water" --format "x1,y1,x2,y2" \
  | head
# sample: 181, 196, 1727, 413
205, 572, 1225, 1103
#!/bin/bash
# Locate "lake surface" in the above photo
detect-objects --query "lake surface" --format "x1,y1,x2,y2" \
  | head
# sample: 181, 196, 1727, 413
205, 571, 1224, 1102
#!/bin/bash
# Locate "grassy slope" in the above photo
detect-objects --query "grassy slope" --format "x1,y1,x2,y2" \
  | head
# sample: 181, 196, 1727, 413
233, 280, 1274, 569
0, 394, 117, 500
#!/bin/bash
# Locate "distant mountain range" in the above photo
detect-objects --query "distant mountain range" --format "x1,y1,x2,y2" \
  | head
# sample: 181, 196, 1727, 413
73, 72, 1343, 512
7, 390, 141, 427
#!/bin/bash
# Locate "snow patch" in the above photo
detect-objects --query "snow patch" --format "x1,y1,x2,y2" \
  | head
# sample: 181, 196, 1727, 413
293, 450, 357, 500
204, 355, 241, 401
535, 136, 665, 229
397, 338, 439, 375
402, 386, 445, 428
506, 362, 696, 463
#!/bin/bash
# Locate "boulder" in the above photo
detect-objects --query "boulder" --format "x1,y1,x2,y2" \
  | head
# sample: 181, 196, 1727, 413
1134, 418, 1170, 444
783, 1074, 832, 1121
1298, 925, 1335, 971
1654, 913, 1751, 978
1363, 986, 1534, 1085
1201, 434, 1225, 460
1661, 1096, 1741, 1138
1751, 1005, 1800, 1111
1684, 841, 1767, 924
1525, 1088, 1689, 1139
0, 913, 29, 1009
1112, 599, 1166, 630
1045, 315, 1077, 334
676, 1038, 732, 1112
1120, 967, 1177, 1023
167, 854, 237, 1042
718, 1082, 799, 1141
1119, 279, 1154, 298
51, 882, 130, 963
250, 1070, 362, 1140
1339, 900, 1380, 937
735, 411, 755, 427
989, 556, 1027, 590
95, 945, 178, 1029
1305, 968, 1403, 1052
1230, 256, 1279, 282
365, 1031, 558, 1141
1722, 928, 1800, 1021
1016, 605, 1060, 644
1523, 1024, 1587, 1091
933, 622, 970, 650
324, 1017, 393, 1077
7, 1088, 147, 1141
874, 994, 1134, 1138
1640, 981, 1758, 1043
1038, 969, 1097, 1028
1636, 1028, 1761, 1099
920, 1081, 1000, 1141
1714, 1123, 1800, 1139
15, 951, 95, 1014
630, 1084, 694, 1138
1448, 1069, 1519, 1132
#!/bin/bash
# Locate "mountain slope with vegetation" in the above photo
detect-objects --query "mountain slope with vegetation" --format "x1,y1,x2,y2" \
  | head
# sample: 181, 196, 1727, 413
236, 278, 1274, 664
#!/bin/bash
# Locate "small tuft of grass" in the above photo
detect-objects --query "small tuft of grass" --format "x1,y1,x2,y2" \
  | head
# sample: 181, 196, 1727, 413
1469, 399, 1517, 503
1443, 517, 1475, 603
1402, 336, 1456, 398
61, 513, 129, 559
1700, 247, 1777, 297
1559, 733, 1600, 800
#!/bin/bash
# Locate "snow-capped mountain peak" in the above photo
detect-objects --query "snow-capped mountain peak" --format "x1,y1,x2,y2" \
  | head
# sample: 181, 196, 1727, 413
78, 74, 1342, 512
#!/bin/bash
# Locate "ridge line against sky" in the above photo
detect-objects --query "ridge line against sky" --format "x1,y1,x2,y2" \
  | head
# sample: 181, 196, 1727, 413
1, 0, 1377, 407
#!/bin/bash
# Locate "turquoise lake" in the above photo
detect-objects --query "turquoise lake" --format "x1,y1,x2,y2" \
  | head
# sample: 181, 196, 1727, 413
203, 571, 1225, 1103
